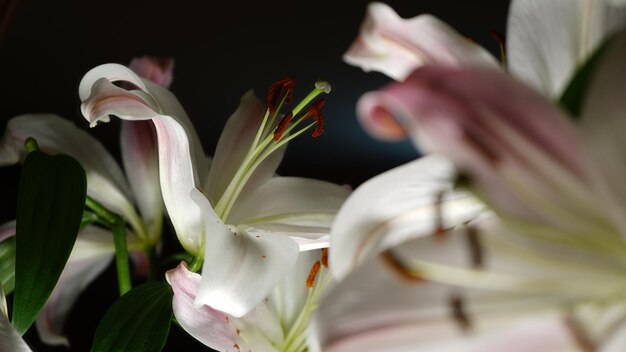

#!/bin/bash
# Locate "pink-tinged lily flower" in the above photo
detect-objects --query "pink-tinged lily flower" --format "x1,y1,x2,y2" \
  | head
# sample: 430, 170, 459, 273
1, 285, 33, 352
0, 56, 170, 346
311, 25, 626, 352
346, 1, 626, 98
79, 64, 351, 317
167, 249, 330, 352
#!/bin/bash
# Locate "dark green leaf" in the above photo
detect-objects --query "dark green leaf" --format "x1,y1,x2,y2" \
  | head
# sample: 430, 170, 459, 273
11, 150, 87, 335
91, 282, 173, 352
0, 236, 16, 294
559, 34, 615, 118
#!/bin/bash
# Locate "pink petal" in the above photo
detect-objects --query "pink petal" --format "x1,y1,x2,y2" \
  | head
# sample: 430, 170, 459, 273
356, 66, 601, 234
1, 286, 32, 351
343, 2, 496, 81
129, 56, 174, 88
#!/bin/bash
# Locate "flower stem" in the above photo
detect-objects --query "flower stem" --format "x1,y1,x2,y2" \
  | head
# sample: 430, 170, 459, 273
188, 256, 203, 273
85, 195, 132, 296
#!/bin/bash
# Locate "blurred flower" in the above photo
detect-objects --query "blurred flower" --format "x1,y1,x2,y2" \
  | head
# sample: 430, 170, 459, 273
79, 64, 350, 317
311, 21, 626, 352
1, 285, 32, 352
345, 0, 626, 99
167, 249, 330, 352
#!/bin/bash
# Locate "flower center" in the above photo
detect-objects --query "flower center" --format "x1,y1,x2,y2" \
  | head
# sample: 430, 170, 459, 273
214, 77, 331, 220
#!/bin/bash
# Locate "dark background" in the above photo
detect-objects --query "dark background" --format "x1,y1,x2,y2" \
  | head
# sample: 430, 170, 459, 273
0, 0, 510, 350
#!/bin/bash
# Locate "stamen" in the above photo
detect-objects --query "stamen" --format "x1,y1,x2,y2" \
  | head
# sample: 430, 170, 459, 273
450, 294, 472, 331
302, 99, 326, 138
273, 112, 293, 141
434, 190, 446, 239
266, 77, 295, 115
321, 248, 329, 268
306, 260, 322, 288
490, 30, 507, 67
381, 250, 423, 283
465, 224, 484, 269
564, 316, 596, 352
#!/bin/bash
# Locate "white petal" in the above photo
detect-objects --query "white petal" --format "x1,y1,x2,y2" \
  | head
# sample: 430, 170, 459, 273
330, 155, 486, 280
1, 287, 32, 352
80, 66, 205, 255
204, 90, 284, 204
344, 2, 496, 81
228, 176, 351, 249
120, 120, 163, 243
0, 114, 147, 237
192, 189, 299, 317
507, 0, 626, 97
35, 226, 115, 346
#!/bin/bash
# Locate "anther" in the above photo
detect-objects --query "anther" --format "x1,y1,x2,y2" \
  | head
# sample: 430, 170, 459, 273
273, 112, 293, 141
306, 260, 322, 288
465, 224, 483, 269
267, 77, 295, 115
434, 191, 446, 239
302, 99, 326, 138
321, 248, 329, 268
381, 250, 423, 283
450, 294, 472, 332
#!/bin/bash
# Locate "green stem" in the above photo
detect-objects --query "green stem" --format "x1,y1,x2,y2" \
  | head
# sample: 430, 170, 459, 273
188, 256, 204, 273
112, 219, 132, 296
86, 195, 132, 296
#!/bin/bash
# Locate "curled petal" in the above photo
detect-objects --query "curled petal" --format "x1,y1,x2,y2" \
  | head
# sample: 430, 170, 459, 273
191, 189, 299, 317
80, 64, 206, 255
129, 56, 174, 88
204, 90, 284, 204
356, 66, 605, 236
507, 0, 626, 97
343, 2, 496, 81
329, 155, 485, 280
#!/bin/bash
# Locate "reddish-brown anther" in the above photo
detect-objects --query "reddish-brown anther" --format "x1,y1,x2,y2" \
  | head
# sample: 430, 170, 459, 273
303, 98, 326, 138
273, 112, 293, 141
266, 77, 295, 115
321, 248, 329, 268
306, 260, 322, 288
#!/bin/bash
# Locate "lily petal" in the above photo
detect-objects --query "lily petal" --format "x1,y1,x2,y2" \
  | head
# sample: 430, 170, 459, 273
507, 0, 626, 97
191, 189, 299, 318
204, 90, 285, 204
228, 176, 351, 250
1, 286, 32, 352
0, 113, 147, 238
356, 66, 608, 237
329, 154, 485, 280
80, 64, 206, 255
310, 232, 617, 352
343, 2, 496, 81
129, 56, 174, 88
35, 226, 115, 346
120, 120, 163, 243
579, 32, 626, 238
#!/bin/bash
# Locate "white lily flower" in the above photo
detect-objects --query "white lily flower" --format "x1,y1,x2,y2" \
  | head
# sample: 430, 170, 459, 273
311, 27, 626, 352
79, 65, 351, 317
0, 56, 169, 345
344, 0, 626, 99
167, 249, 331, 352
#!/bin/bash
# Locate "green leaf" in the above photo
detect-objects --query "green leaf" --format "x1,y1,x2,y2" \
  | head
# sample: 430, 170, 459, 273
91, 282, 173, 352
0, 237, 16, 294
559, 34, 615, 118
11, 150, 87, 335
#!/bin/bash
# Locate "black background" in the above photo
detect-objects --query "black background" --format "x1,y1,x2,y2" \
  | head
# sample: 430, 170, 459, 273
0, 0, 510, 350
